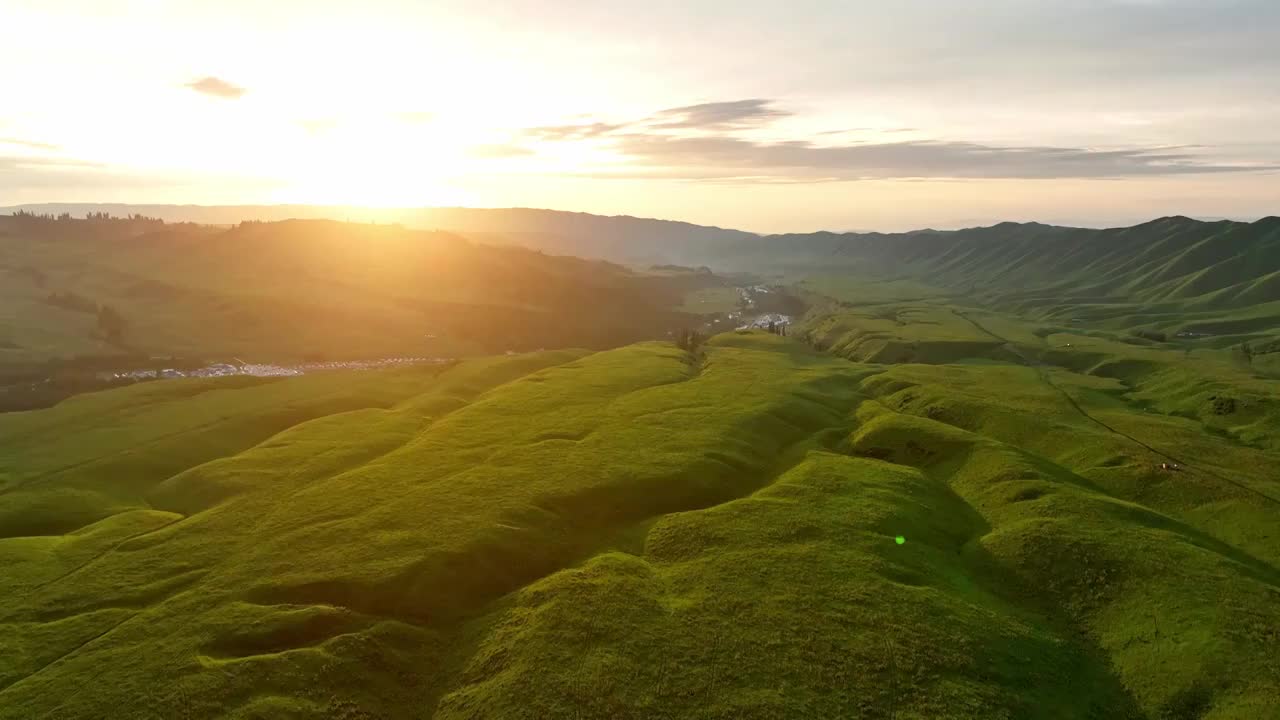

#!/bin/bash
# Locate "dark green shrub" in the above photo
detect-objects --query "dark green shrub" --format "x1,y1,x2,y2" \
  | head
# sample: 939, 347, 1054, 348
1210, 396, 1236, 415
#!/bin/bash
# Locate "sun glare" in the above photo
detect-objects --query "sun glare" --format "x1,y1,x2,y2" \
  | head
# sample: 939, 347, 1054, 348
277, 171, 476, 209
270, 115, 481, 208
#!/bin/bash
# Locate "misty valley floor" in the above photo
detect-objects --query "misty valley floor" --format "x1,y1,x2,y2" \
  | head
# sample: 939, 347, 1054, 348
2, 323, 1278, 719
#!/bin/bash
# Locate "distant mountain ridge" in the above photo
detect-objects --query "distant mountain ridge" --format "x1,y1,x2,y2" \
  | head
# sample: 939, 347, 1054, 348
7, 204, 1279, 317
769, 215, 1280, 308
0, 204, 757, 265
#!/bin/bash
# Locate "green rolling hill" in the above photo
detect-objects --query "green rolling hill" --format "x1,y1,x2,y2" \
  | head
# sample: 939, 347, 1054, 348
0, 214, 714, 367
756, 217, 1280, 310
772, 217, 1280, 355
3, 209, 1279, 718
2, 330, 1278, 718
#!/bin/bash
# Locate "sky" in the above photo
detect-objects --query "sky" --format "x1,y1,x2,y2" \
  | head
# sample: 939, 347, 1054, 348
1, 0, 1278, 233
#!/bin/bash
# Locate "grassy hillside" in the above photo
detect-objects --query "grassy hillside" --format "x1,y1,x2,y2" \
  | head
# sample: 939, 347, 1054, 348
789, 218, 1280, 347
3, 327, 1277, 719
0, 214, 714, 371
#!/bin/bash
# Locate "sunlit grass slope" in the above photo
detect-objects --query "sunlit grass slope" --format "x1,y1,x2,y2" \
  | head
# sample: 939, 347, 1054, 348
773, 217, 1280, 353
798, 299, 1280, 451
0, 215, 711, 369
2, 329, 1277, 719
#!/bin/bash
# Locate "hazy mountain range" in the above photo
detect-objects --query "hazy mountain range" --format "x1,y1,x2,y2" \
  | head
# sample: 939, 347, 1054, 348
1, 204, 753, 266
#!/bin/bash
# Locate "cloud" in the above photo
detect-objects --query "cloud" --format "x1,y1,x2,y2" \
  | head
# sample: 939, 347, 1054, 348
0, 156, 280, 194
0, 137, 60, 151
0, 155, 103, 171
607, 134, 1273, 181
519, 100, 790, 141
649, 99, 790, 129
0, 155, 116, 189
512, 98, 1274, 181
817, 127, 919, 137
523, 122, 625, 141
184, 76, 246, 99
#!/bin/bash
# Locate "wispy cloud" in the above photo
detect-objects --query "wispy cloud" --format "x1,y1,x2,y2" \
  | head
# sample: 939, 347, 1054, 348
184, 76, 246, 100
0, 137, 61, 151
649, 99, 790, 129
620, 135, 1272, 180
523, 122, 626, 141
0, 155, 112, 188
517, 98, 1275, 182
519, 100, 789, 141
0, 155, 103, 171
